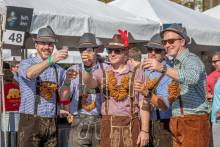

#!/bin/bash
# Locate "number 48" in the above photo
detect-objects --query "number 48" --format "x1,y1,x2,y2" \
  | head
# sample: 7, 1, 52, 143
9, 33, 23, 43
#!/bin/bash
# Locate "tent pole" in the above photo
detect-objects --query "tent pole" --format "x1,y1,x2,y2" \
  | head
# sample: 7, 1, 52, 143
0, 14, 7, 147
0, 32, 2, 147
0, 14, 3, 147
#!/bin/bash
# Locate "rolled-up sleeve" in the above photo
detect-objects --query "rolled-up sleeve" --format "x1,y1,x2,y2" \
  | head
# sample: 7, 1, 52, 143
19, 60, 34, 81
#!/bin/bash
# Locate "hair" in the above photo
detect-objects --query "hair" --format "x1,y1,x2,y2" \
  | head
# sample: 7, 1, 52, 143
3, 62, 10, 69
3, 69, 14, 82
10, 60, 19, 68
128, 47, 141, 61
212, 51, 220, 58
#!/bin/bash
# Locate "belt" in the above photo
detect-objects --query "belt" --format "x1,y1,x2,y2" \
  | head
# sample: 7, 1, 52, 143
73, 114, 100, 124
20, 113, 55, 120
73, 114, 101, 121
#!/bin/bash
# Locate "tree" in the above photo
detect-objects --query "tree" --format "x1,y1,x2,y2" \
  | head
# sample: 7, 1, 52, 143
98, 0, 113, 3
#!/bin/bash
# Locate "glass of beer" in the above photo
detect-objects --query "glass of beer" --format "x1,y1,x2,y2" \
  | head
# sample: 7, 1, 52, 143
86, 48, 95, 60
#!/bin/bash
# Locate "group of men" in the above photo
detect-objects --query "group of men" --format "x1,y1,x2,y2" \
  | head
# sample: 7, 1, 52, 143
17, 24, 210, 147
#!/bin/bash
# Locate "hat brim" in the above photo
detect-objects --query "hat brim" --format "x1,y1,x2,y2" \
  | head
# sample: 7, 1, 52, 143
105, 43, 125, 49
33, 37, 56, 43
161, 28, 190, 44
144, 42, 165, 50
129, 40, 145, 44
78, 43, 99, 49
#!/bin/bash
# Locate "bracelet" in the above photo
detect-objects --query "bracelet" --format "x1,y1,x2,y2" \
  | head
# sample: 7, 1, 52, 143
64, 82, 71, 87
141, 130, 149, 134
47, 56, 55, 65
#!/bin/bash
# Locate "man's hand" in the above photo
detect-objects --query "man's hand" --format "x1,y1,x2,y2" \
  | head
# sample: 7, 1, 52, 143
206, 92, 213, 101
51, 49, 68, 63
59, 109, 74, 124
151, 94, 167, 111
81, 51, 94, 66
216, 109, 220, 118
60, 109, 70, 117
142, 58, 163, 72
137, 131, 149, 146
134, 81, 148, 96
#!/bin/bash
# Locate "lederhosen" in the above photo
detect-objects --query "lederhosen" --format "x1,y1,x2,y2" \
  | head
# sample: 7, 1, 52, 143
68, 63, 101, 147
100, 65, 141, 147
169, 58, 210, 147
18, 66, 59, 147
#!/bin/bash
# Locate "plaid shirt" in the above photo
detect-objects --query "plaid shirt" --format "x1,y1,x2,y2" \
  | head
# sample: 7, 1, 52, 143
172, 49, 209, 116
18, 56, 65, 118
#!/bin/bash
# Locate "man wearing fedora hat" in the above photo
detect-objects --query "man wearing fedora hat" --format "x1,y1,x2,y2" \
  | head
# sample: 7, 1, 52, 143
143, 24, 210, 147
60, 33, 108, 147
18, 26, 68, 147
134, 33, 173, 147
81, 32, 149, 147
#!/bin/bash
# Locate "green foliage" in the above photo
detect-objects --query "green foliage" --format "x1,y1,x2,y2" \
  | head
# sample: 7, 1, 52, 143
98, 0, 113, 3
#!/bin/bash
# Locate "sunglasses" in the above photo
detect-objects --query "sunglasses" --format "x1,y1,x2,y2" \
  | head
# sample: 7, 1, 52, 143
212, 60, 220, 64
162, 38, 182, 46
107, 48, 124, 55
79, 47, 94, 53
147, 48, 163, 54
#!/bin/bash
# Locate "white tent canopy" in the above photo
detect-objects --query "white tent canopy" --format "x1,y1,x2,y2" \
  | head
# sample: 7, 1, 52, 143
0, 0, 160, 46
109, 0, 220, 46
204, 5, 220, 20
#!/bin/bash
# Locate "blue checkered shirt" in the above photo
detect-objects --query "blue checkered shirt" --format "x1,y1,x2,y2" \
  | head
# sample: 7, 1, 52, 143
67, 62, 108, 115
172, 49, 209, 116
18, 56, 65, 118
145, 60, 173, 120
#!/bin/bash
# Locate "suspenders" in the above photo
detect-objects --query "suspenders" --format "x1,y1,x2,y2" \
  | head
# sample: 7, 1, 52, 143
129, 65, 139, 116
34, 77, 41, 117
149, 73, 165, 120
102, 65, 139, 116
34, 65, 59, 117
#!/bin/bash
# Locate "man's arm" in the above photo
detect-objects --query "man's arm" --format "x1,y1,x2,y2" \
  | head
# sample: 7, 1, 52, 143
27, 49, 68, 79
81, 51, 100, 89
134, 80, 168, 111
137, 99, 150, 146
59, 77, 72, 101
82, 71, 99, 89
26, 59, 50, 79
143, 58, 203, 84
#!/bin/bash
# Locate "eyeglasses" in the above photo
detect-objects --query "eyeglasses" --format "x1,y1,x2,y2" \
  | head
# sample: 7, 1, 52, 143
212, 60, 220, 64
147, 48, 163, 54
107, 48, 124, 55
162, 38, 182, 46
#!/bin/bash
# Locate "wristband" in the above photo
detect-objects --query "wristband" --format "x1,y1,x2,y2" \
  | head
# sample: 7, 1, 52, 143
64, 81, 71, 87
48, 56, 55, 65
84, 65, 93, 74
141, 130, 149, 134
